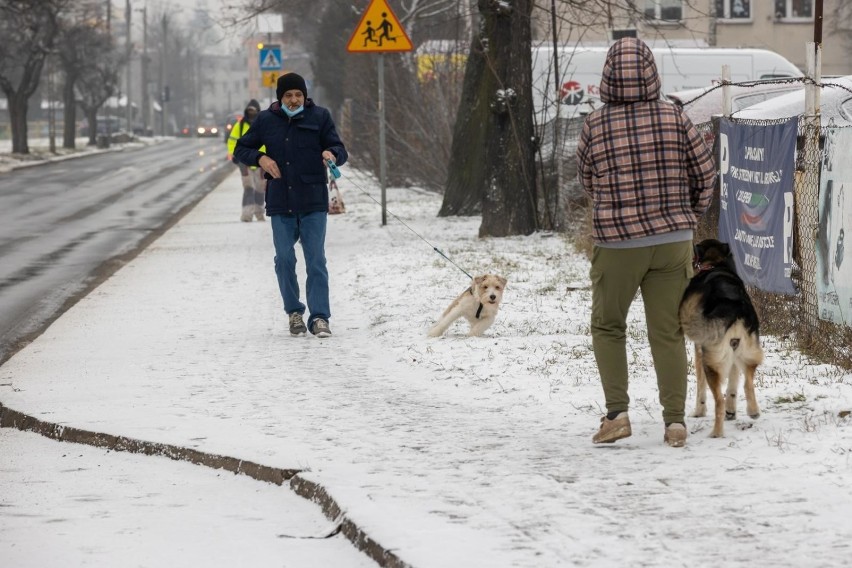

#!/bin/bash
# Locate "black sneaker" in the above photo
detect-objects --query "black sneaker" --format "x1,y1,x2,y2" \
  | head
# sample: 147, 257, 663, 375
289, 312, 307, 336
311, 318, 331, 338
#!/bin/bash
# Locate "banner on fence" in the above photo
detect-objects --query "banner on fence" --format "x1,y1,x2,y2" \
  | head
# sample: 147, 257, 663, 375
817, 127, 852, 327
718, 118, 797, 295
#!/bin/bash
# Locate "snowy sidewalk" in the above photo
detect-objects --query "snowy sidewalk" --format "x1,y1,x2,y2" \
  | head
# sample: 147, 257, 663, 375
2, 169, 852, 566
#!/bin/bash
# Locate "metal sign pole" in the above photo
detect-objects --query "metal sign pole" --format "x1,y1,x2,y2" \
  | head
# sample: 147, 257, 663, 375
268, 33, 274, 103
345, 0, 413, 226
378, 53, 387, 226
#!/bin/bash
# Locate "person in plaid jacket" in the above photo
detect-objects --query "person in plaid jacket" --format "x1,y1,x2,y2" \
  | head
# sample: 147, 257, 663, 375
576, 37, 716, 448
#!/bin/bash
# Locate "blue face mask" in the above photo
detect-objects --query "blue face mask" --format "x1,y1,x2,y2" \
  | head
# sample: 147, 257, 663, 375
282, 104, 304, 117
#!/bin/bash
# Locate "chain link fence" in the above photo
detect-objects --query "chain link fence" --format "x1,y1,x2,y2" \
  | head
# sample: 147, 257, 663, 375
690, 110, 852, 370
536, 116, 585, 231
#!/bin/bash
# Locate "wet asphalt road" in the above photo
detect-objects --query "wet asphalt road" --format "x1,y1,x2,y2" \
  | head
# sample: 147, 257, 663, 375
0, 137, 233, 364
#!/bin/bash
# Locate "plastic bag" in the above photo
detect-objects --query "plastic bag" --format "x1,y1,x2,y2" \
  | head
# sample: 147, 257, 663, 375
328, 179, 345, 215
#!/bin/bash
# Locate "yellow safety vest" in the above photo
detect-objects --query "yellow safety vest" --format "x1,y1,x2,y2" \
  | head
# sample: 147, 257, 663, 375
227, 119, 265, 167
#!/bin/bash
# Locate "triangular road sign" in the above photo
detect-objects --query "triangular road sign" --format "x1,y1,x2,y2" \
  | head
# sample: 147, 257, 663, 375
347, 0, 413, 53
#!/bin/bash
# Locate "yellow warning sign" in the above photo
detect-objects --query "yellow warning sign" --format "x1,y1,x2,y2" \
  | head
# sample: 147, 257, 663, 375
262, 71, 280, 88
346, 0, 412, 53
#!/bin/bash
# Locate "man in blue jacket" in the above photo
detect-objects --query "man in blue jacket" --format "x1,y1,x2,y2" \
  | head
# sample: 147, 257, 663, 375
234, 73, 348, 338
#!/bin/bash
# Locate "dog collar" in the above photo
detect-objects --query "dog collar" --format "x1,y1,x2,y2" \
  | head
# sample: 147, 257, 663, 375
694, 261, 716, 274
468, 287, 484, 319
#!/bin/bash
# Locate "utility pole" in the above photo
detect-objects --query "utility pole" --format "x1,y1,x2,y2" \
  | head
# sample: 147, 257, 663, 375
268, 31, 274, 103
136, 4, 148, 135
125, 0, 132, 133
159, 13, 169, 136
797, 0, 824, 337
106, 0, 112, 143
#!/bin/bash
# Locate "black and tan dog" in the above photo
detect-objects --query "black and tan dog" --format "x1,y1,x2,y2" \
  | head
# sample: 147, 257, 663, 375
679, 239, 764, 438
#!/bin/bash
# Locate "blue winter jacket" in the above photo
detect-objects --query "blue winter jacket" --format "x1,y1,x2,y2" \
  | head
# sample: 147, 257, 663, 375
233, 99, 348, 216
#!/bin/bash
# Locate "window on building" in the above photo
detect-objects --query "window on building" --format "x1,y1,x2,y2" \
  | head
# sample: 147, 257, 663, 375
644, 0, 683, 22
715, 0, 751, 19
775, 0, 813, 19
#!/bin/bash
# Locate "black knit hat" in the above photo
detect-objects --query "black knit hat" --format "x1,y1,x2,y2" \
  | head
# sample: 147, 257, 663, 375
276, 73, 307, 100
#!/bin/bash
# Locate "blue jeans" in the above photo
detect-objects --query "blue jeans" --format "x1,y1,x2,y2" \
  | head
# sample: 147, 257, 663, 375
270, 212, 329, 328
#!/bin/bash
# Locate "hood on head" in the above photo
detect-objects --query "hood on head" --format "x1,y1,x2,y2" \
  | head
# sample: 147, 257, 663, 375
599, 38, 660, 103
242, 99, 261, 123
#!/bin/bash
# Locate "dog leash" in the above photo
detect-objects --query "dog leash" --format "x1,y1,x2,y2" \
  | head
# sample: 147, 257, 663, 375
329, 166, 474, 281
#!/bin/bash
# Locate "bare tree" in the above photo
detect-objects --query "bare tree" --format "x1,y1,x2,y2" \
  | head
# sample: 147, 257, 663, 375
441, 0, 539, 236
76, 50, 122, 147
0, 0, 67, 154
56, 2, 113, 149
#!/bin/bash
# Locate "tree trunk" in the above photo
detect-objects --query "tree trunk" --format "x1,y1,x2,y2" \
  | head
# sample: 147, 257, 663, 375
439, 25, 488, 216
477, 0, 538, 237
0, 1, 56, 155
7, 93, 30, 154
85, 108, 98, 146
63, 75, 77, 149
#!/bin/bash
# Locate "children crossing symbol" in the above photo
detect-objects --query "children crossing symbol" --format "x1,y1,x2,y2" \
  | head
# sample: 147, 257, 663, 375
346, 0, 412, 53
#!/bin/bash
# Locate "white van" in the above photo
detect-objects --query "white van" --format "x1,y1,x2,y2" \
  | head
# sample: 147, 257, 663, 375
532, 45, 803, 124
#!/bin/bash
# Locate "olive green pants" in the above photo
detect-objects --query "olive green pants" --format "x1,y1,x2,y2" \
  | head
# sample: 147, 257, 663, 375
590, 241, 693, 424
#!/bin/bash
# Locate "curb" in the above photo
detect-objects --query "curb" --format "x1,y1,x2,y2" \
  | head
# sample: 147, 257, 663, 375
0, 402, 412, 567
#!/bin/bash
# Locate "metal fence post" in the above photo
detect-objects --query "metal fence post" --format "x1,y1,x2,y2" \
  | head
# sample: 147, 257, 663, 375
797, 42, 822, 338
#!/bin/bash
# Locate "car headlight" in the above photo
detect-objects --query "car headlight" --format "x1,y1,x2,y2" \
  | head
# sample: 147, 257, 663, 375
197, 127, 205, 135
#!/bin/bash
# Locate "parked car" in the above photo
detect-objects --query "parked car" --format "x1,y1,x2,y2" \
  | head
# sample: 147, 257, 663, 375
734, 75, 852, 127
667, 81, 804, 126
78, 116, 126, 137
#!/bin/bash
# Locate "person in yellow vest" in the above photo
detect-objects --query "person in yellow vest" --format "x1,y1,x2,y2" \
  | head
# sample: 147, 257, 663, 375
227, 99, 266, 222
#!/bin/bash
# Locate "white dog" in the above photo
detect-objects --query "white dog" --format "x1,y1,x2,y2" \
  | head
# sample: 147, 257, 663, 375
428, 275, 507, 337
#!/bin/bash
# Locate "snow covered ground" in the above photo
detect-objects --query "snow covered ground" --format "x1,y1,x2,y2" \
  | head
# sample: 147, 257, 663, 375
1, 155, 851, 566
0, 137, 158, 174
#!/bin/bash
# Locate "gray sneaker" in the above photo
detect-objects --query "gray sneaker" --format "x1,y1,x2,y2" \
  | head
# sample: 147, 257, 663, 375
311, 318, 331, 338
592, 412, 632, 444
289, 312, 307, 336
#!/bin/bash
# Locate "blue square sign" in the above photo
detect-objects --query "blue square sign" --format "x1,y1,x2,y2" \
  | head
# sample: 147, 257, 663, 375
259, 46, 282, 70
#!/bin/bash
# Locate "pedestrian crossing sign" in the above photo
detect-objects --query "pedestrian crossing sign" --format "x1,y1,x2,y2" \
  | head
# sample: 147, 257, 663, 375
259, 46, 282, 70
346, 0, 412, 53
